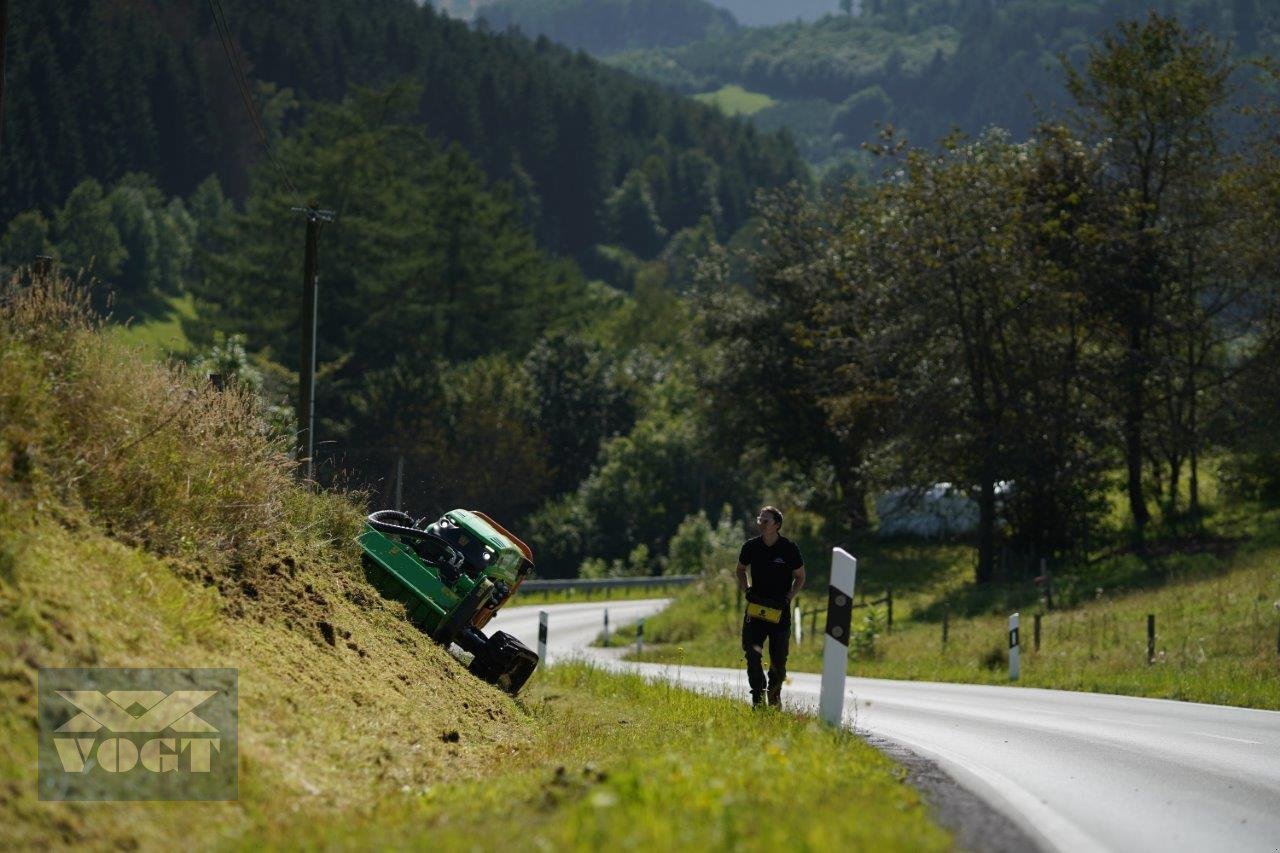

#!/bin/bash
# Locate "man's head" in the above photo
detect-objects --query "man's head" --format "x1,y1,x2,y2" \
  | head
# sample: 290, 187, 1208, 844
757, 506, 783, 532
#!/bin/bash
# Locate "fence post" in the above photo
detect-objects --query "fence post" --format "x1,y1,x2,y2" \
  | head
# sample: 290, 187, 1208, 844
394, 454, 404, 511
885, 588, 893, 634
603, 608, 610, 647
810, 608, 818, 642
636, 619, 644, 655
538, 610, 548, 662
1009, 612, 1021, 681
942, 611, 949, 649
820, 548, 857, 726
1147, 614, 1155, 664
1034, 613, 1041, 653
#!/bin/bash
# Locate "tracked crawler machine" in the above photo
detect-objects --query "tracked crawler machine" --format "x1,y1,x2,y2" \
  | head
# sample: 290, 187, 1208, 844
359, 509, 539, 695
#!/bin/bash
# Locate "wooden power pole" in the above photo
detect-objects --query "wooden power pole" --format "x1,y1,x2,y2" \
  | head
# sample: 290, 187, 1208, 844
292, 205, 334, 481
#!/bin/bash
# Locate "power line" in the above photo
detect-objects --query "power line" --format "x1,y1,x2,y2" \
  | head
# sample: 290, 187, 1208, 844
205, 0, 300, 202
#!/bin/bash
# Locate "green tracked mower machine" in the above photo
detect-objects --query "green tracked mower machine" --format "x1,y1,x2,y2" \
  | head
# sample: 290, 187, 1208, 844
359, 508, 539, 695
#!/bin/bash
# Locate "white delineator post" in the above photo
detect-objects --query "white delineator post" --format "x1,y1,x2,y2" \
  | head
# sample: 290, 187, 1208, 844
538, 610, 549, 662
819, 547, 857, 726
1009, 612, 1020, 681
794, 605, 802, 643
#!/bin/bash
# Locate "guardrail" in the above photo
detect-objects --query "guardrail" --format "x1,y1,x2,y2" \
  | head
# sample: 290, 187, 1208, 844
519, 574, 699, 594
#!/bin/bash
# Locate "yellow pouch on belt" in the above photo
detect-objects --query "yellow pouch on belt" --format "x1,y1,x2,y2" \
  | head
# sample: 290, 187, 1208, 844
745, 600, 783, 623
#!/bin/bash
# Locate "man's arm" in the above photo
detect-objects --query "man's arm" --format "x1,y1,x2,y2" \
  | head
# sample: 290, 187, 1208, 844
787, 565, 805, 602
735, 562, 750, 593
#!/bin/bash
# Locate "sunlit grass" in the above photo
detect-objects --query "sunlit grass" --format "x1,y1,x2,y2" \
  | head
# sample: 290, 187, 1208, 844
268, 662, 953, 852
692, 84, 777, 117
108, 290, 196, 360
625, 482, 1280, 710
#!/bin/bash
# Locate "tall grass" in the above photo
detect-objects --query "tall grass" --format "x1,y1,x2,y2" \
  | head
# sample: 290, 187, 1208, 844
0, 273, 358, 577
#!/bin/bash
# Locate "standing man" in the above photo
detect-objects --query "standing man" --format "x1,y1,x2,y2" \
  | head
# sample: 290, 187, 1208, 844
736, 505, 805, 707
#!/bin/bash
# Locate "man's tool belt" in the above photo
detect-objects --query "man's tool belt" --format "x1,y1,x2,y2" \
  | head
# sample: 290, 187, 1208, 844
744, 590, 787, 624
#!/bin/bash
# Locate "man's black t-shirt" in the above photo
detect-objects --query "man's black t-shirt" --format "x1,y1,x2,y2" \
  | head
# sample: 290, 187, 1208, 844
739, 535, 804, 601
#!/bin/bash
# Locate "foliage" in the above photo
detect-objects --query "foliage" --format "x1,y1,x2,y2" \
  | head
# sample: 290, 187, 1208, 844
608, 1, 1279, 167
0, 0, 806, 267
664, 504, 743, 576
478, 0, 739, 55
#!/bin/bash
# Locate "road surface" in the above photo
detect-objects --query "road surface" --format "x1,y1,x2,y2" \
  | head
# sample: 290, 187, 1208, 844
491, 600, 1280, 853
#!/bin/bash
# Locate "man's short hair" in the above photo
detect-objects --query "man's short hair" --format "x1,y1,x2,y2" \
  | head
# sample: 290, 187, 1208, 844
760, 505, 783, 527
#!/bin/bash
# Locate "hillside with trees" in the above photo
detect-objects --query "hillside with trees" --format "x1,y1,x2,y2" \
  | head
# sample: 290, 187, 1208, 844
0, 0, 806, 266
477, 0, 740, 55
607, 0, 1280, 170
2, 6, 1277, 590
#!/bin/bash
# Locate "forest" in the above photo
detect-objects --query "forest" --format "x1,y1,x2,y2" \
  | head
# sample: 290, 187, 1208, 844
605, 0, 1279, 169
2, 4, 1278, 583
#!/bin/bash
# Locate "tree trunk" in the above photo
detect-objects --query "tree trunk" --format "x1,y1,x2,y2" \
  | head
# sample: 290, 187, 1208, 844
1125, 333, 1149, 547
976, 464, 996, 585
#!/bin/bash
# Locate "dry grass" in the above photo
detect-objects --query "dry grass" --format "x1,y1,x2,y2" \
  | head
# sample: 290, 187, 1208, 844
0, 274, 530, 848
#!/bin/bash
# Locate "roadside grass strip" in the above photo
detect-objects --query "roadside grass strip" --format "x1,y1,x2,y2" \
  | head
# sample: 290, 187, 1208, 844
621, 512, 1280, 710
284, 662, 953, 852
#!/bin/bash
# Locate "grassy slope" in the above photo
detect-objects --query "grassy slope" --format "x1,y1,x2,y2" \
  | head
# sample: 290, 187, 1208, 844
623, 503, 1280, 710
107, 292, 197, 361
693, 84, 777, 116
0, 277, 952, 849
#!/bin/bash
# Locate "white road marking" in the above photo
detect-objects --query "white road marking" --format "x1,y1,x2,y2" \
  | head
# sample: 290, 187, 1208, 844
1189, 731, 1261, 745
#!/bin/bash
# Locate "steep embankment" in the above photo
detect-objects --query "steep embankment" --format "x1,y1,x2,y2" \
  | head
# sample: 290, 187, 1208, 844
0, 278, 528, 847
1, 276, 959, 850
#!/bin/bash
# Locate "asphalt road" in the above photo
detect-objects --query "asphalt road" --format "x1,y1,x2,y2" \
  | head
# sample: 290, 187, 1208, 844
491, 600, 1280, 853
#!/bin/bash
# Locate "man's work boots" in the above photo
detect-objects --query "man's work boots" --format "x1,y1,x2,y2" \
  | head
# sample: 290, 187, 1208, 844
751, 691, 765, 708
767, 685, 782, 708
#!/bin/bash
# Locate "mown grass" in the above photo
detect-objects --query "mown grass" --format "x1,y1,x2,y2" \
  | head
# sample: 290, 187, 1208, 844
107, 291, 197, 360
1, 275, 952, 850
692, 84, 777, 116
623, 495, 1280, 710
262, 662, 952, 852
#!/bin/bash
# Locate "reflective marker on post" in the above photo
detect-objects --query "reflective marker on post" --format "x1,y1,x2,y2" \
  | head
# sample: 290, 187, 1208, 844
1009, 612, 1021, 681
538, 610, 548, 662
820, 547, 857, 726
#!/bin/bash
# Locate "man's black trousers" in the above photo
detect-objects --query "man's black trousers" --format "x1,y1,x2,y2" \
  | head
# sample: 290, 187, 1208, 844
741, 610, 790, 699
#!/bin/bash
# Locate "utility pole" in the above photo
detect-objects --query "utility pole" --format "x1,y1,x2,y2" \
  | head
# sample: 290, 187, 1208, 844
292, 205, 334, 482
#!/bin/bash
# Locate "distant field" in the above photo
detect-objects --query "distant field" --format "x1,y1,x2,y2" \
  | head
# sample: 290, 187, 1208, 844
693, 84, 777, 116
108, 291, 196, 359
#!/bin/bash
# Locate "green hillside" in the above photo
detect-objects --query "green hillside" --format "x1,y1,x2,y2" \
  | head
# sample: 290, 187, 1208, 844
0, 0, 806, 262
608, 0, 1280, 168
0, 275, 953, 849
477, 0, 740, 54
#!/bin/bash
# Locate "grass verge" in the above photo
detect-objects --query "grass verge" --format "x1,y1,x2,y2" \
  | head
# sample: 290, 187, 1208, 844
268, 662, 952, 851
621, 507, 1280, 710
